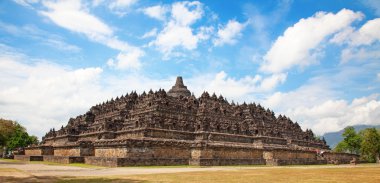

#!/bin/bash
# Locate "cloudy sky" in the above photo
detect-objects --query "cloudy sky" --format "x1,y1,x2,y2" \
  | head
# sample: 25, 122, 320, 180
1, 0, 380, 138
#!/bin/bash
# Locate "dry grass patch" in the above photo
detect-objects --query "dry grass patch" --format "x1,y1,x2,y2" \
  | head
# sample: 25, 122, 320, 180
122, 166, 380, 183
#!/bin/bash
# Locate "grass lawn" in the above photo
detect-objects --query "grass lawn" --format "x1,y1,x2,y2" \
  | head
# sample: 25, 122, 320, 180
6, 165, 379, 183
1, 158, 379, 183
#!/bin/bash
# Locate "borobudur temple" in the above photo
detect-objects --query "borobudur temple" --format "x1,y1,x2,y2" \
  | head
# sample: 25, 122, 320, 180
16, 76, 358, 166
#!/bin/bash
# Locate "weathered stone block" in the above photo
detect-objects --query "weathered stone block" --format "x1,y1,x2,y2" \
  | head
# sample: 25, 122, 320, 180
14, 155, 43, 161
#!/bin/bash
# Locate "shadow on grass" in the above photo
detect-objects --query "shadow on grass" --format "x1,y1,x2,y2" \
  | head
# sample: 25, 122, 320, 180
0, 176, 145, 183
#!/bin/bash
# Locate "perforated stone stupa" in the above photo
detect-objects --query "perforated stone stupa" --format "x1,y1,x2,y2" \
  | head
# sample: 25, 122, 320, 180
18, 76, 358, 167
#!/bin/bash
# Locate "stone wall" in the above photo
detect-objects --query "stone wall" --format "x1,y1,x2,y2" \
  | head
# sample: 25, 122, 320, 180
269, 150, 316, 160
189, 146, 266, 166
263, 149, 324, 166
212, 147, 263, 159
75, 134, 98, 142
95, 146, 190, 159
24, 146, 54, 156
323, 152, 358, 164
54, 147, 80, 156
17, 146, 361, 167
143, 128, 194, 140
79, 145, 94, 156
152, 147, 190, 158
115, 130, 145, 139
43, 155, 84, 164
25, 149, 41, 156
95, 147, 133, 158
85, 157, 188, 167
14, 155, 32, 161
14, 155, 43, 161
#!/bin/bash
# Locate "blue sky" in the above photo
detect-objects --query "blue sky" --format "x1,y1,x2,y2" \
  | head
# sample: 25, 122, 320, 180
1, 0, 380, 138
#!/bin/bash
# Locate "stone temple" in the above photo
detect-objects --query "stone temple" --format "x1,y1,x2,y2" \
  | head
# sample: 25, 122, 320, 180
17, 77, 357, 166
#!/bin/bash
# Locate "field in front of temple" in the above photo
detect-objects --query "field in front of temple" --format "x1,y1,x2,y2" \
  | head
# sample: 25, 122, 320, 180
1, 159, 380, 183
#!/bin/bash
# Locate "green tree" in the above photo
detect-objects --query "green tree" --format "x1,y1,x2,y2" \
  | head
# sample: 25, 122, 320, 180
28, 135, 39, 145
360, 128, 380, 163
6, 124, 31, 149
334, 126, 361, 154
0, 119, 39, 157
342, 126, 361, 154
334, 141, 348, 153
0, 119, 18, 146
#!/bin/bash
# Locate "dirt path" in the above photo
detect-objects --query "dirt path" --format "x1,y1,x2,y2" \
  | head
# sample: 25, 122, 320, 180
0, 159, 378, 178
0, 160, 238, 177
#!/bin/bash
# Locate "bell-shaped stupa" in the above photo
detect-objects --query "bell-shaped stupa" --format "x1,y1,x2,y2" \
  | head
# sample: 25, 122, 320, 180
167, 76, 191, 97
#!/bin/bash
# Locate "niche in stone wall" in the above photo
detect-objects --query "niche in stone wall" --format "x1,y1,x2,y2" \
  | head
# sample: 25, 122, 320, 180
135, 121, 139, 128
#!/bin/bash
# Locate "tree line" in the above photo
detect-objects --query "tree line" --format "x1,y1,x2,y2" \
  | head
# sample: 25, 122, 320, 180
0, 118, 39, 158
334, 126, 380, 163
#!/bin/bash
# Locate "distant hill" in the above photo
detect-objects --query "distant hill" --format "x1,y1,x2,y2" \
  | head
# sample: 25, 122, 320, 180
323, 124, 380, 148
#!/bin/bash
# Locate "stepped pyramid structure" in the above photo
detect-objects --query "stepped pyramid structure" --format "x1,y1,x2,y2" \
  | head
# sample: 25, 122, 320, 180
18, 76, 357, 166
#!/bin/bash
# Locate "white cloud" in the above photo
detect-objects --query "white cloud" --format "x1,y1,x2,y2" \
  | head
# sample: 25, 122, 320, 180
329, 18, 380, 63
263, 82, 336, 111
262, 75, 380, 135
43, 38, 81, 52
13, 0, 38, 8
141, 28, 158, 39
189, 71, 261, 99
197, 26, 214, 41
213, 20, 245, 46
186, 71, 285, 102
107, 49, 144, 69
331, 18, 380, 46
108, 0, 138, 16
259, 73, 287, 91
341, 47, 380, 63
109, 0, 137, 9
150, 1, 210, 57
299, 96, 379, 135
0, 46, 179, 138
0, 47, 103, 138
39, 0, 144, 70
261, 9, 363, 73
40, 0, 113, 38
142, 5, 169, 21
153, 22, 199, 54
0, 21, 81, 52
171, 1, 203, 26
350, 18, 380, 46
329, 27, 355, 45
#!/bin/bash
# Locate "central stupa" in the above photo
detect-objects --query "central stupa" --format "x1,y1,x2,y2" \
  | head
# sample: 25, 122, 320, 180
167, 76, 191, 97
